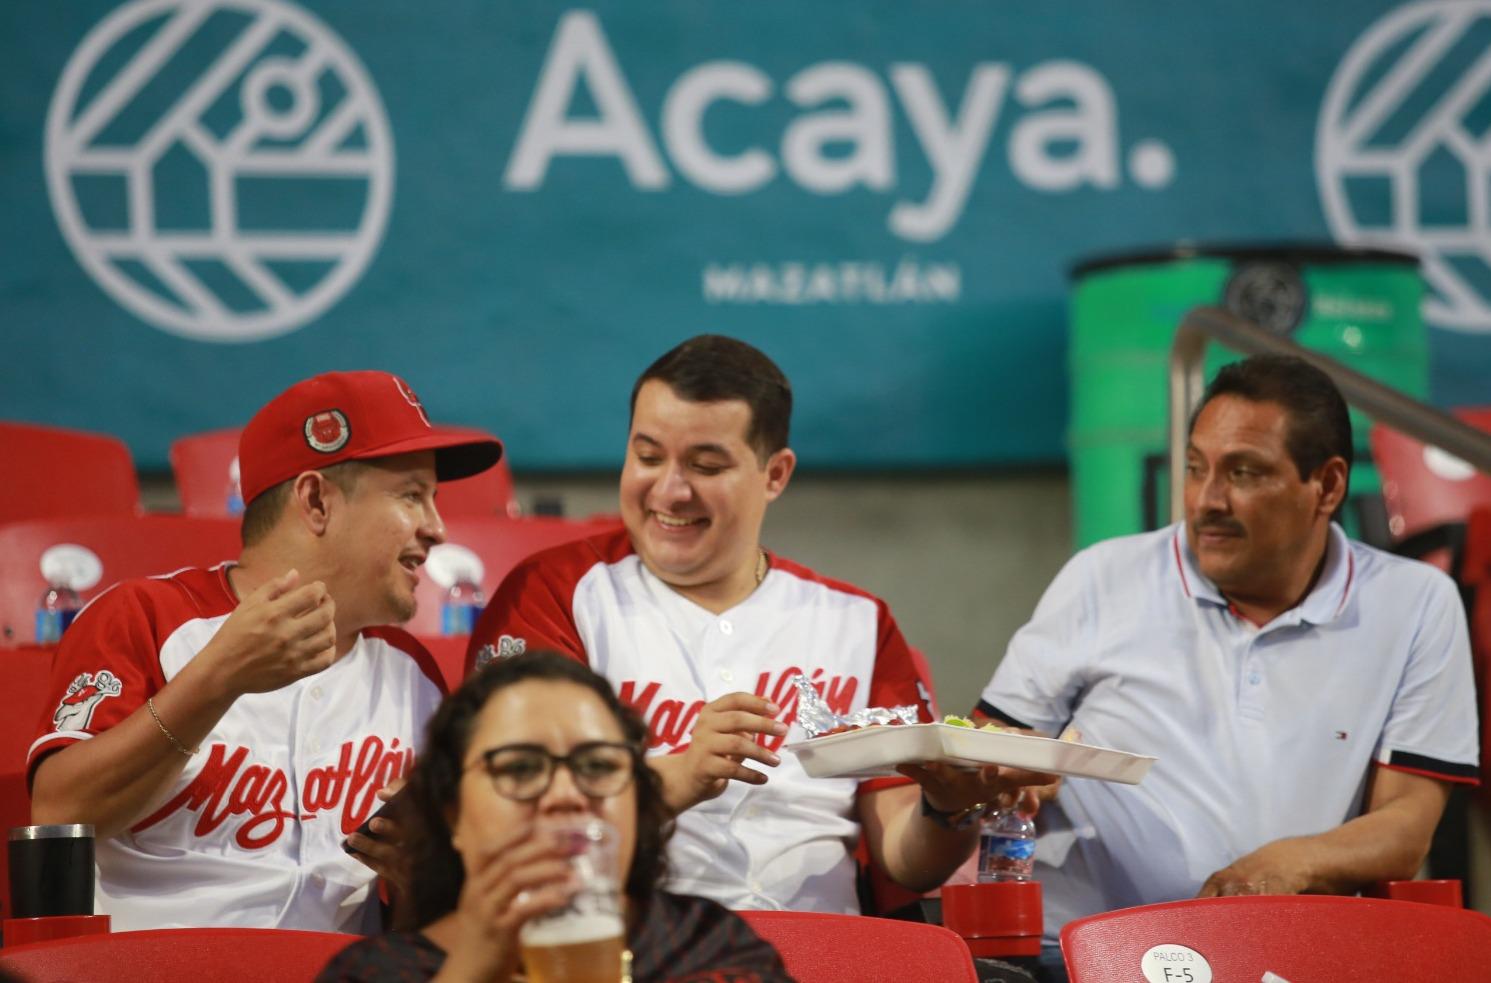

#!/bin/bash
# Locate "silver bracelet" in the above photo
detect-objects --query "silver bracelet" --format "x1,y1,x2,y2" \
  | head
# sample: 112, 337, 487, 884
146, 697, 198, 757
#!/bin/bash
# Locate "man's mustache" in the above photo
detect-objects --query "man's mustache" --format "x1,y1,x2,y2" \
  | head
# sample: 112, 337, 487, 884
1193, 514, 1245, 537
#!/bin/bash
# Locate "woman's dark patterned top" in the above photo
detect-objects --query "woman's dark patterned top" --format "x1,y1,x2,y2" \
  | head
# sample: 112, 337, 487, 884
315, 890, 796, 983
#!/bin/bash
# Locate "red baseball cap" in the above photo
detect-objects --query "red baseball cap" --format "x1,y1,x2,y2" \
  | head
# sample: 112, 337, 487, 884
238, 371, 503, 505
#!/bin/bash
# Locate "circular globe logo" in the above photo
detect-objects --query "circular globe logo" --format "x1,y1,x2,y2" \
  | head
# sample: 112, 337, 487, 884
45, 0, 395, 342
1318, 0, 1491, 334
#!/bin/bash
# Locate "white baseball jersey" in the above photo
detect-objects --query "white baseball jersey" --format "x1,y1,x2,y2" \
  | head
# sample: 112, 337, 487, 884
466, 529, 936, 915
28, 564, 445, 933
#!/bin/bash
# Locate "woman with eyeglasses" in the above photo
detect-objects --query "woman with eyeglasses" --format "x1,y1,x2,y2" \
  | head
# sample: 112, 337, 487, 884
317, 650, 793, 982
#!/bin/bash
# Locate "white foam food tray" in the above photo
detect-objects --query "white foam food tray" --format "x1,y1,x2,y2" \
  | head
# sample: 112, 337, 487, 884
786, 723, 1155, 784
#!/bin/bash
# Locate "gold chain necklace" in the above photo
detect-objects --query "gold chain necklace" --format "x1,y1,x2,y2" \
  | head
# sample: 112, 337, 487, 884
755, 547, 769, 586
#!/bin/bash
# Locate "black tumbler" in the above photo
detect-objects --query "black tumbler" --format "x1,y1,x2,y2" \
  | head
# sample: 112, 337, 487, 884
8, 825, 95, 918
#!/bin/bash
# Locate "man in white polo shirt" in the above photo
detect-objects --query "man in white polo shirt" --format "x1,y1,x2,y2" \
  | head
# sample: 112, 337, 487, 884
469, 334, 1043, 914
979, 354, 1480, 967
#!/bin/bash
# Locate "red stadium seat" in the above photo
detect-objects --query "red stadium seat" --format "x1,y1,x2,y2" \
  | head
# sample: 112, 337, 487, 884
0, 515, 241, 648
1363, 878, 1465, 906
171, 425, 518, 520
406, 515, 623, 681
1370, 408, 1491, 571
0, 646, 56, 921
0, 927, 355, 981
1461, 505, 1491, 807
739, 910, 978, 983
1372, 414, 1491, 816
168, 427, 246, 518
417, 635, 469, 692
0, 422, 140, 524
1060, 895, 1491, 981
430, 425, 521, 519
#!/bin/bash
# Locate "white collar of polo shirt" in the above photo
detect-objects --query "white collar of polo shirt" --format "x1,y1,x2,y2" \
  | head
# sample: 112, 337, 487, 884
1174, 522, 1356, 630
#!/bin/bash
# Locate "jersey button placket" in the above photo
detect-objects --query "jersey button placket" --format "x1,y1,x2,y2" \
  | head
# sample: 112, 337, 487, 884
300, 681, 325, 758
706, 617, 739, 699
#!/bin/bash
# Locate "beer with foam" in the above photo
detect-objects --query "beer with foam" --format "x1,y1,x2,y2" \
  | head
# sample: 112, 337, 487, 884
519, 818, 626, 983
520, 911, 625, 983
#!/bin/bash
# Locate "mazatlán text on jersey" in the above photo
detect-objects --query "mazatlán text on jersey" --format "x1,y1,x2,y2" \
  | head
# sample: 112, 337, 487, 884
619, 667, 859, 752
132, 735, 415, 849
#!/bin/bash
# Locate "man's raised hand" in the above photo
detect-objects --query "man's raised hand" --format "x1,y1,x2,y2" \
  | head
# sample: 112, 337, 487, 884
200, 569, 338, 697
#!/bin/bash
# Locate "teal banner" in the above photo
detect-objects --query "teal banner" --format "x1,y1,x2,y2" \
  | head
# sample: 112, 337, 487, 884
3, 1, 1490, 469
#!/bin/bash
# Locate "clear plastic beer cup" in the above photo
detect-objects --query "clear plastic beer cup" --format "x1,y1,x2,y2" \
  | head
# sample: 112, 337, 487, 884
519, 817, 626, 983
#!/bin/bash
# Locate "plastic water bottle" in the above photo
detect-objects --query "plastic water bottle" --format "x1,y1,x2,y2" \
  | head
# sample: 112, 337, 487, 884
977, 806, 1036, 882
35, 583, 83, 644
440, 577, 485, 636
227, 457, 245, 516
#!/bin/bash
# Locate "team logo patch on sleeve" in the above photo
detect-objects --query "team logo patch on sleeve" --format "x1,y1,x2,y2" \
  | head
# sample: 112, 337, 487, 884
53, 670, 123, 731
474, 635, 527, 668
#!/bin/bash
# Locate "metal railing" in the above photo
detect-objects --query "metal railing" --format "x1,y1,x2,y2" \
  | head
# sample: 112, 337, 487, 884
1168, 306, 1491, 525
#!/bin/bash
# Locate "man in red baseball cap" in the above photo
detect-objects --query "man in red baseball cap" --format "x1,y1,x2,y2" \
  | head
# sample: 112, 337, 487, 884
236, 370, 502, 507
30, 371, 502, 934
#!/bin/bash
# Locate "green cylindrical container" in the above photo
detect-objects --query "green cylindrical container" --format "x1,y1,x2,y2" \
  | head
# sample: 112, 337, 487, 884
1068, 245, 1425, 549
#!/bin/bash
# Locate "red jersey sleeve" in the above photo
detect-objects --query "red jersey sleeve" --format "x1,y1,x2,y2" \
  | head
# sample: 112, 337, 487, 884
28, 582, 168, 780
866, 602, 937, 721
465, 554, 587, 676
364, 625, 450, 696
860, 600, 938, 794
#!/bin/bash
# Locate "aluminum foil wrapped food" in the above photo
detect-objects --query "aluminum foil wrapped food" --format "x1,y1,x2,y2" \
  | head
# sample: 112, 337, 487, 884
792, 674, 919, 738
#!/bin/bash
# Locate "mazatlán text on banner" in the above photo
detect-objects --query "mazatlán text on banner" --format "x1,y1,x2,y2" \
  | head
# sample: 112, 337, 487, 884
3, 0, 1489, 468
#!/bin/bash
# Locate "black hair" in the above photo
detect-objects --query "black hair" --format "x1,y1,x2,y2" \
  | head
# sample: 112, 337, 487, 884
397, 651, 671, 930
1191, 354, 1354, 486
629, 335, 792, 461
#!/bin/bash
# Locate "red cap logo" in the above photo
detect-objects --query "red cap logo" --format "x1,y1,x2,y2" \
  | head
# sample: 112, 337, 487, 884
304, 410, 351, 453
395, 377, 431, 427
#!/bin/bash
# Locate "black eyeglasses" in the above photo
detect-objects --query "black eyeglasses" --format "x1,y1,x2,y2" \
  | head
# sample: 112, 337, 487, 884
468, 741, 640, 801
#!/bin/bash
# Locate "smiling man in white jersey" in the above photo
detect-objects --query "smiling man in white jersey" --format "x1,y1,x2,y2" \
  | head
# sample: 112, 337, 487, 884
468, 335, 1045, 914
29, 370, 502, 932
